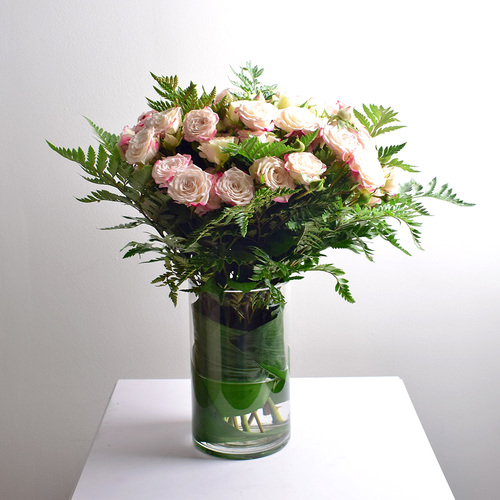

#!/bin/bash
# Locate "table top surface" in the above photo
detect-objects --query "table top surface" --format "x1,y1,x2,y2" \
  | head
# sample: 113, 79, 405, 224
71, 377, 454, 500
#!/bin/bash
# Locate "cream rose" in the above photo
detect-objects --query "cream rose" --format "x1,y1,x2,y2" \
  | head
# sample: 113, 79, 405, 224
249, 157, 296, 202
215, 166, 255, 206
236, 101, 278, 131
148, 107, 182, 136
284, 152, 327, 186
198, 136, 237, 165
274, 106, 321, 133
183, 107, 219, 142
167, 164, 213, 206
322, 123, 360, 160
152, 154, 192, 188
125, 126, 159, 165
348, 146, 385, 191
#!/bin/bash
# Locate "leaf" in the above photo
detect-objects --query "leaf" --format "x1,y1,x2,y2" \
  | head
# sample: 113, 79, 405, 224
309, 264, 355, 303
353, 105, 406, 137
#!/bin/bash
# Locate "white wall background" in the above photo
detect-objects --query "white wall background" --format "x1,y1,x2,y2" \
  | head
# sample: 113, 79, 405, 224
1, 0, 498, 498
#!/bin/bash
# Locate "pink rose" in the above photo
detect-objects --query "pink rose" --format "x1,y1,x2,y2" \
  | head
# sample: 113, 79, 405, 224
284, 152, 327, 186
148, 107, 182, 136
183, 107, 219, 142
167, 165, 213, 206
195, 172, 222, 215
249, 157, 296, 202
134, 110, 157, 132
117, 126, 135, 158
215, 166, 255, 206
152, 154, 192, 188
214, 88, 232, 104
321, 123, 360, 161
125, 127, 159, 165
236, 100, 278, 131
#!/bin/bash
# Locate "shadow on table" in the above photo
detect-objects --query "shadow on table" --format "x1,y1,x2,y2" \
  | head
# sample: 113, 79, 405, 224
101, 419, 215, 461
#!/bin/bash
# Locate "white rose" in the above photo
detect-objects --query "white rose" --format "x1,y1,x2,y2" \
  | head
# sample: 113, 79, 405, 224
148, 107, 182, 135
284, 152, 327, 185
183, 107, 219, 142
322, 123, 360, 160
152, 154, 192, 188
274, 106, 321, 133
249, 157, 296, 202
236, 101, 278, 131
167, 165, 213, 206
125, 126, 159, 165
215, 166, 255, 206
349, 145, 385, 191
198, 136, 237, 165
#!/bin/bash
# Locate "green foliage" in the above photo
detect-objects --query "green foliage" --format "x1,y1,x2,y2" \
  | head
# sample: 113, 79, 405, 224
229, 62, 278, 100
147, 73, 217, 115
353, 104, 405, 137
400, 178, 475, 206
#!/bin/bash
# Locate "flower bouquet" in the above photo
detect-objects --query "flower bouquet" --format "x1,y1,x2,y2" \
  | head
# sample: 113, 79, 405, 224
48, 63, 471, 458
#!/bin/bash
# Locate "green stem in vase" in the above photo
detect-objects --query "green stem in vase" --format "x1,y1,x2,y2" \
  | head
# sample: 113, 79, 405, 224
241, 415, 251, 432
252, 412, 265, 433
266, 397, 284, 424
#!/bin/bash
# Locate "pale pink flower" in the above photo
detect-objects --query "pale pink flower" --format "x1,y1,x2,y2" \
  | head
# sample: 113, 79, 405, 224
284, 152, 326, 186
322, 123, 360, 160
215, 167, 255, 206
152, 154, 192, 188
249, 157, 296, 202
195, 172, 222, 215
348, 145, 385, 191
148, 107, 182, 136
183, 107, 219, 142
214, 88, 232, 104
236, 100, 278, 131
134, 110, 157, 132
125, 127, 159, 165
167, 164, 213, 206
274, 106, 321, 133
117, 126, 135, 158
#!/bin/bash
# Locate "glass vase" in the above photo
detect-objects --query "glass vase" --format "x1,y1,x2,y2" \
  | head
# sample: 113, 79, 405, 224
190, 287, 290, 459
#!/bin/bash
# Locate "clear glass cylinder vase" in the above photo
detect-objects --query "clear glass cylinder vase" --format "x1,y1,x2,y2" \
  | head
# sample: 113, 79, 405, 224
190, 287, 290, 459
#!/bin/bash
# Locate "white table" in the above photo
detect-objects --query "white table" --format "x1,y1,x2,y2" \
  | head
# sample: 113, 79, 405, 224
71, 378, 455, 499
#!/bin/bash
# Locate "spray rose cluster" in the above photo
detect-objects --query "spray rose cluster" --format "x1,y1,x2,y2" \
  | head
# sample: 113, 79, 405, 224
117, 90, 396, 215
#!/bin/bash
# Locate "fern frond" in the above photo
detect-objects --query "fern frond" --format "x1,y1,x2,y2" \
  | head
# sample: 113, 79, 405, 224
309, 264, 355, 303
353, 105, 405, 137
229, 62, 277, 99
84, 118, 119, 153
400, 178, 475, 206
